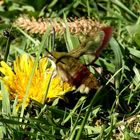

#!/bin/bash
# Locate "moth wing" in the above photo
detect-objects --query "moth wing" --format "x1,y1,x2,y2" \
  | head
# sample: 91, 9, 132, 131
68, 30, 105, 58
56, 62, 73, 83
95, 27, 113, 57
69, 27, 112, 61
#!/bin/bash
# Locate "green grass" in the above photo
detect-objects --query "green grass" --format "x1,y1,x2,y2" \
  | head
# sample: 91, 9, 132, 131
0, 0, 140, 139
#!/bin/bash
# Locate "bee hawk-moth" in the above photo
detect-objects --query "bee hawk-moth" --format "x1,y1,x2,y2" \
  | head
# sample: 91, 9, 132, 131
48, 27, 112, 94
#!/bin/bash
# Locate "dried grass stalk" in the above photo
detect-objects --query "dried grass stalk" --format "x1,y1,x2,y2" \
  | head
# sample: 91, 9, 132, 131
14, 16, 106, 37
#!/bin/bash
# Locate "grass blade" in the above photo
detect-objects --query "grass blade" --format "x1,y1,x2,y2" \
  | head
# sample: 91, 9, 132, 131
75, 86, 103, 140
110, 37, 122, 93
1, 81, 11, 115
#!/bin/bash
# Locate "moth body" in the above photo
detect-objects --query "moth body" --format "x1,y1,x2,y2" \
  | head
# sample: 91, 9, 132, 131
52, 53, 99, 93
48, 26, 113, 94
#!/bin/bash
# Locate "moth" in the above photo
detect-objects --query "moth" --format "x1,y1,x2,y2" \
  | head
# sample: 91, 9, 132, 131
48, 27, 112, 93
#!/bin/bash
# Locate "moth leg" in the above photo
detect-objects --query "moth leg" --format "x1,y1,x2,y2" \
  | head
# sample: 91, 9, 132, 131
76, 84, 90, 94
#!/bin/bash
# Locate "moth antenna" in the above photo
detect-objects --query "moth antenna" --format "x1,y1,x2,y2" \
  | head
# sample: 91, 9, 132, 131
52, 26, 56, 50
49, 18, 56, 51
45, 48, 66, 65
44, 18, 57, 60
45, 48, 56, 59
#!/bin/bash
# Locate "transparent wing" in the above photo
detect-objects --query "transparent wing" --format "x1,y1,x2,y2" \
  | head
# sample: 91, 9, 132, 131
69, 27, 112, 63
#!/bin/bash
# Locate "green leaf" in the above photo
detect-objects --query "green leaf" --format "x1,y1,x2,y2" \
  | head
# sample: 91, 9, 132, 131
111, 0, 137, 19
110, 37, 122, 92
0, 81, 11, 115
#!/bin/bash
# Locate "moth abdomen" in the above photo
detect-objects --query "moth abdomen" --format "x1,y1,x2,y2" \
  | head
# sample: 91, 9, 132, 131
71, 65, 99, 93
72, 65, 90, 87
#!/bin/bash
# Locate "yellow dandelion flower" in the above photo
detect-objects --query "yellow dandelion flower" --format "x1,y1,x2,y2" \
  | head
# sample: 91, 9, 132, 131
0, 54, 75, 106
